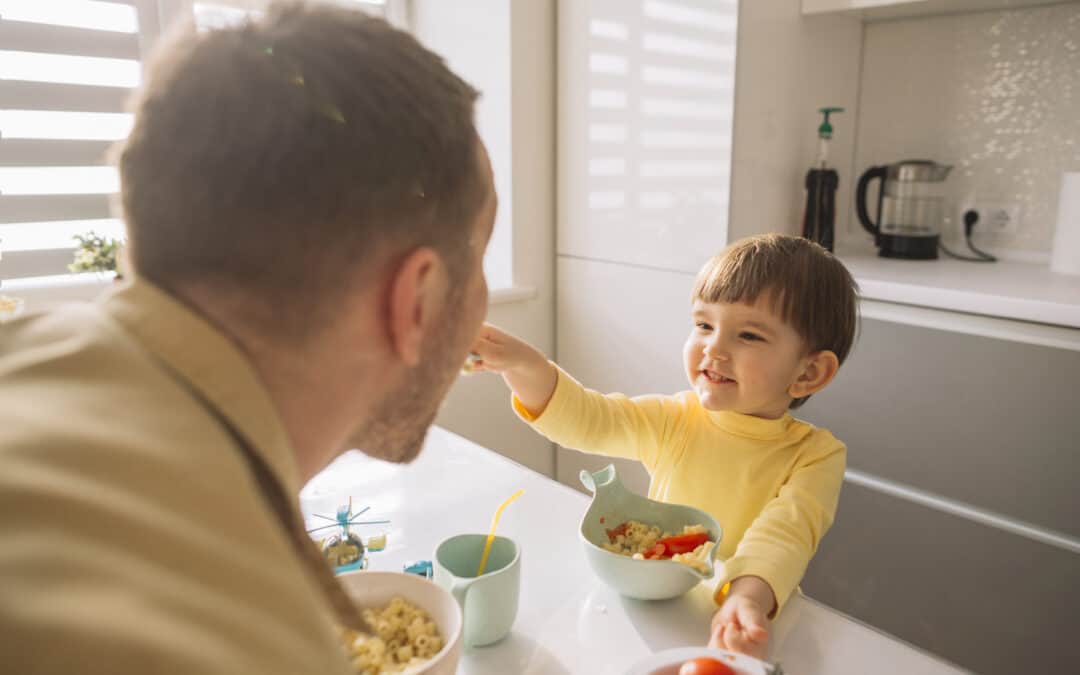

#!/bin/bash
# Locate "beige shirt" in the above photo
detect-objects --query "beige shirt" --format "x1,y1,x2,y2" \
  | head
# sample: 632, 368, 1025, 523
0, 280, 355, 674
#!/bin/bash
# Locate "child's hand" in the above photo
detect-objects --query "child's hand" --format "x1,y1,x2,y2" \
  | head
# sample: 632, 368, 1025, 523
707, 577, 773, 661
467, 323, 557, 416
466, 323, 544, 375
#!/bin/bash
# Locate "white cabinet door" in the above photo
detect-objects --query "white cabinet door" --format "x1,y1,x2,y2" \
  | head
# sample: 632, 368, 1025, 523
558, 0, 738, 274
553, 255, 696, 492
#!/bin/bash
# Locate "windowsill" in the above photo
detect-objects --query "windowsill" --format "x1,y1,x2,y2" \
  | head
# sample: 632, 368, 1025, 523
3, 275, 538, 310
489, 285, 537, 305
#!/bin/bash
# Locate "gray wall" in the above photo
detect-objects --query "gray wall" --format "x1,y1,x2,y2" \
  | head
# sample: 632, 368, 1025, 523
798, 317, 1080, 675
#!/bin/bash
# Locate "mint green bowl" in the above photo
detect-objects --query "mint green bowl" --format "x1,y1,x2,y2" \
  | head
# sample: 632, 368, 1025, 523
579, 465, 722, 600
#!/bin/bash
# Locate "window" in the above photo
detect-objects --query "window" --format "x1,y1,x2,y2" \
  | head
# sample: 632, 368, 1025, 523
0, 0, 403, 289
560, 0, 738, 273
0, 0, 152, 283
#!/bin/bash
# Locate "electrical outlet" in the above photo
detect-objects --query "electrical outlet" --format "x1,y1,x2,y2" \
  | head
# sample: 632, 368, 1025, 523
959, 202, 1022, 235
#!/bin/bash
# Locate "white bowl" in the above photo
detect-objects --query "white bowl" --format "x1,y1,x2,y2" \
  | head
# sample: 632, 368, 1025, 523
626, 646, 780, 675
337, 571, 463, 675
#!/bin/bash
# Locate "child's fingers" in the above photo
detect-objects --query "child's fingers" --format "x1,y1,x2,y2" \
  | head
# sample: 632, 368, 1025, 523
735, 604, 769, 642
707, 621, 726, 650
725, 624, 768, 660
710, 609, 726, 633
721, 623, 755, 654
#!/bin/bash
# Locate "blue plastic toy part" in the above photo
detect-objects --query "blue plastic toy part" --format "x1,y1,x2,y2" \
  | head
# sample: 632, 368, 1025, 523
402, 560, 433, 579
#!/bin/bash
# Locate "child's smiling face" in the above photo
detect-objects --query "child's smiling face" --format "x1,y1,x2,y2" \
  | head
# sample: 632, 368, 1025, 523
683, 294, 811, 419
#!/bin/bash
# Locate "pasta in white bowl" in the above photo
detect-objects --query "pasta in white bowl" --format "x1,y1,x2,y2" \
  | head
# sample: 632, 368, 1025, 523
337, 571, 463, 675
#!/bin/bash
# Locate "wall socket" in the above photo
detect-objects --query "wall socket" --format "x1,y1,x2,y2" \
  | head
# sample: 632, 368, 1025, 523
959, 202, 1022, 235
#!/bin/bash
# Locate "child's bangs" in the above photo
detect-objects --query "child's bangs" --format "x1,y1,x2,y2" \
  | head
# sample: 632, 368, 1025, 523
692, 251, 798, 325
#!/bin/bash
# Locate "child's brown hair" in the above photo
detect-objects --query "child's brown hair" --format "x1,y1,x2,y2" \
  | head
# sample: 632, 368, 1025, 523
692, 234, 859, 408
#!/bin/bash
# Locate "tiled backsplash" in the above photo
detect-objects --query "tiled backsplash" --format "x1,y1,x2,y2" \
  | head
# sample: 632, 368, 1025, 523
850, 3, 1080, 257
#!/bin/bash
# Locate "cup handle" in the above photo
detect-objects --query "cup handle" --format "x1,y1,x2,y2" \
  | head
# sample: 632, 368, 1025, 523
450, 580, 472, 610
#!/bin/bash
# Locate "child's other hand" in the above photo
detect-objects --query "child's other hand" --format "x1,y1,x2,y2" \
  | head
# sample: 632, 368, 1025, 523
707, 579, 772, 661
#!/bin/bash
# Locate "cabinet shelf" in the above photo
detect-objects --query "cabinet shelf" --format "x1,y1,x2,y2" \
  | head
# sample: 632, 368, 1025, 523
802, 0, 1071, 21
836, 246, 1080, 329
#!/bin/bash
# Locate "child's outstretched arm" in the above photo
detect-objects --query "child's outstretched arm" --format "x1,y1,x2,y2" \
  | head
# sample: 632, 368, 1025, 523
468, 323, 676, 470
468, 323, 558, 416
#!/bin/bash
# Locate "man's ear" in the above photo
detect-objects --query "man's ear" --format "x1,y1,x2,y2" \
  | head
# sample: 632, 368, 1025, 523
386, 247, 445, 367
788, 350, 840, 400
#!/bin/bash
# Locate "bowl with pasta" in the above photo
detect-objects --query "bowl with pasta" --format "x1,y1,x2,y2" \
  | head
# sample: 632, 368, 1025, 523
579, 465, 722, 600
337, 570, 463, 675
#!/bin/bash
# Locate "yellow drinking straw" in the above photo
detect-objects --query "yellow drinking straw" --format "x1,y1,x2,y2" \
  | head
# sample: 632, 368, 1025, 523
476, 489, 523, 576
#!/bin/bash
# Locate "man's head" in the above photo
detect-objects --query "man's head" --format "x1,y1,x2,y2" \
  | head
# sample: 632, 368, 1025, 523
684, 234, 858, 416
116, 2, 487, 339
115, 2, 496, 466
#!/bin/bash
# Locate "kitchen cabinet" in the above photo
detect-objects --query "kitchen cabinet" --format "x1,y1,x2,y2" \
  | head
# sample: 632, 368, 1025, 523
797, 313, 1080, 675
557, 0, 738, 273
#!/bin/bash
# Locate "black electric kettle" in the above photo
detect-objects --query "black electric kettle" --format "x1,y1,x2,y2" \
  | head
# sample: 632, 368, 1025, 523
856, 159, 952, 260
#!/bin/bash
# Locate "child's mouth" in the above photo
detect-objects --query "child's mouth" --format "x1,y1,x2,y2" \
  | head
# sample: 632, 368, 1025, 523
702, 370, 735, 385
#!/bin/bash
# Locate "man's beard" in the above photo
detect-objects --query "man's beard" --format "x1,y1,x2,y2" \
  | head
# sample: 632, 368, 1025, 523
349, 290, 469, 464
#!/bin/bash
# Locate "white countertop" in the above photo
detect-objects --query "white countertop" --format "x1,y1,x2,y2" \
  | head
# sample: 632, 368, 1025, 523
301, 427, 967, 675
835, 246, 1080, 329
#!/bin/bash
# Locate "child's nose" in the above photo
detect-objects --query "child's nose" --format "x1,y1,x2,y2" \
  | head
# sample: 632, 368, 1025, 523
704, 341, 729, 361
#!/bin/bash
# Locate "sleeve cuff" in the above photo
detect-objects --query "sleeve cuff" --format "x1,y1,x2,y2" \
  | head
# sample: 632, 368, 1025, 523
511, 362, 569, 428
713, 556, 800, 617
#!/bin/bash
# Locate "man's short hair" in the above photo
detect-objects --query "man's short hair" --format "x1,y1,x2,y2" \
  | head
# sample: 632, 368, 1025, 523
693, 234, 859, 408
115, 2, 484, 340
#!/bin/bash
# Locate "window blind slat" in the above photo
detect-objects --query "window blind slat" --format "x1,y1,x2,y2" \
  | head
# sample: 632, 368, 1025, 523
0, 248, 77, 280
0, 20, 142, 59
0, 80, 130, 113
0, 139, 113, 166
0, 193, 113, 223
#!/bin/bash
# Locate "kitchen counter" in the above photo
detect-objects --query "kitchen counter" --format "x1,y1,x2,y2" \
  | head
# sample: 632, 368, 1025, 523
301, 427, 967, 675
835, 246, 1080, 329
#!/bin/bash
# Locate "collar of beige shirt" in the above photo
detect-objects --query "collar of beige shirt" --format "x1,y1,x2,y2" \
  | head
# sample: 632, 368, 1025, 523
99, 278, 304, 498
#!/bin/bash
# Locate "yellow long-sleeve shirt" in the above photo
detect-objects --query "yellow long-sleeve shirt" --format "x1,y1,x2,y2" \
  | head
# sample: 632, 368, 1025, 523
515, 365, 846, 612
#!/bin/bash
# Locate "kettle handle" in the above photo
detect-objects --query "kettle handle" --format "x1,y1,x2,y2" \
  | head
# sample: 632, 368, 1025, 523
856, 165, 887, 240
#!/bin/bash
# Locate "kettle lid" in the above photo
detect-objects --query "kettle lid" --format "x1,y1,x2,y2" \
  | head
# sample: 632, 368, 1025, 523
888, 159, 952, 182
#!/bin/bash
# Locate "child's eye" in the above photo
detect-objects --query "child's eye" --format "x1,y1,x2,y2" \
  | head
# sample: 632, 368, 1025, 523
695, 322, 713, 332
739, 331, 763, 341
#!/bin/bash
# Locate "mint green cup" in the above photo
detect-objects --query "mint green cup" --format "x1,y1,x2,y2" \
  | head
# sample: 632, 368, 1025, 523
433, 534, 520, 648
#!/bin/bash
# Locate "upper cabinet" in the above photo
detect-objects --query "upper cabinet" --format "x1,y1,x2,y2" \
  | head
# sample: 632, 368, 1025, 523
802, 0, 1073, 20
557, 0, 739, 274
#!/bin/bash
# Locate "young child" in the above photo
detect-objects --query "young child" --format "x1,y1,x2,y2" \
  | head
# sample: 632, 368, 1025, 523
467, 234, 858, 660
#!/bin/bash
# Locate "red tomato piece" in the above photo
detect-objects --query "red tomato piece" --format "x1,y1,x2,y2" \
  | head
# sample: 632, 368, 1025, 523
677, 656, 736, 675
643, 542, 668, 559
657, 531, 710, 555
605, 522, 629, 542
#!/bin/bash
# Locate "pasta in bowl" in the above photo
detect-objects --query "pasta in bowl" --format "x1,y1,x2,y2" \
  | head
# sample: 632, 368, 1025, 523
579, 465, 722, 600
336, 571, 463, 675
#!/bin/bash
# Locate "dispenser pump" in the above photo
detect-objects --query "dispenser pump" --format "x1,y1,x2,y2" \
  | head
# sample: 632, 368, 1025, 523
815, 107, 844, 166
818, 107, 844, 139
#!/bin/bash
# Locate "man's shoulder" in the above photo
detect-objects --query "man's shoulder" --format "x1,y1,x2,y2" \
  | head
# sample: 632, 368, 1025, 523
0, 300, 239, 481
0, 300, 143, 382
0, 306, 348, 675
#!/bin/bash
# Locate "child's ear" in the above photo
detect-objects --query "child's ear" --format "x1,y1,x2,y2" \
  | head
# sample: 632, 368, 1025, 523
789, 350, 840, 400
